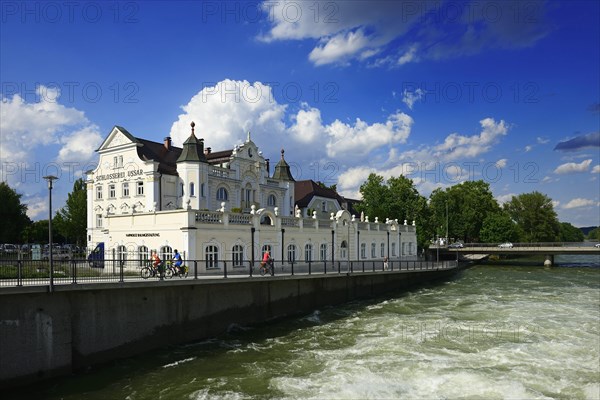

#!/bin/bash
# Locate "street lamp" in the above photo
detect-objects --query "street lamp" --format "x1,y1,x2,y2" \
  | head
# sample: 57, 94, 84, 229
43, 175, 58, 292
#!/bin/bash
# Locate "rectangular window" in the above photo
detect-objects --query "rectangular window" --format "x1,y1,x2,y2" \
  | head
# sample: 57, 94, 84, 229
122, 182, 129, 197
360, 243, 366, 259
371, 243, 376, 258
392, 242, 397, 257
96, 214, 103, 228
118, 155, 123, 167
113, 156, 118, 169
380, 243, 385, 257
96, 186, 103, 200
109, 184, 116, 199
320, 244, 327, 261
136, 181, 144, 196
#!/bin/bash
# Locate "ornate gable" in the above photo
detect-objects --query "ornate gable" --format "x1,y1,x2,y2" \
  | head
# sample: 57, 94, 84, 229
97, 126, 139, 151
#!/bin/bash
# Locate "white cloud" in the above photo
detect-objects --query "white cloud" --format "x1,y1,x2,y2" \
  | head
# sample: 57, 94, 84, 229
524, 145, 533, 152
551, 200, 561, 208
496, 193, 516, 205
495, 158, 508, 168
402, 88, 425, 110
537, 137, 549, 144
553, 159, 592, 174
260, 1, 549, 67
591, 165, 600, 174
0, 87, 101, 219
562, 198, 597, 209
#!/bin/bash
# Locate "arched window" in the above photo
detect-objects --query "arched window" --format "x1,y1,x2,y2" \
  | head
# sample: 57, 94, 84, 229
268, 194, 277, 207
380, 243, 385, 257
340, 240, 347, 259
287, 244, 296, 263
392, 242, 397, 257
261, 245, 272, 261
260, 215, 272, 225
206, 245, 219, 269
189, 182, 195, 197
360, 243, 366, 259
160, 246, 172, 261
138, 245, 148, 266
305, 243, 313, 262
320, 243, 327, 261
232, 244, 244, 267
117, 245, 127, 265
371, 243, 376, 258
216, 187, 228, 201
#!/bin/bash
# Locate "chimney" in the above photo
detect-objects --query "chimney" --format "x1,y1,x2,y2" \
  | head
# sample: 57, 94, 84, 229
164, 137, 172, 150
266, 158, 270, 175
205, 147, 212, 155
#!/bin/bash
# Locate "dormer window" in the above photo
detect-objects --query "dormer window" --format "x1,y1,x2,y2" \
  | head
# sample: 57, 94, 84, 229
248, 148, 253, 157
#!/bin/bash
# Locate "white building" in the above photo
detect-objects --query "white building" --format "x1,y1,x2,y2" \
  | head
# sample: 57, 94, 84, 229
86, 123, 418, 271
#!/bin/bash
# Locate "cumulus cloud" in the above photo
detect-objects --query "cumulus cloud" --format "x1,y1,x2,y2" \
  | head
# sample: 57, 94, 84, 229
495, 159, 508, 168
260, 0, 550, 67
170, 80, 413, 165
0, 86, 102, 219
553, 159, 593, 174
562, 198, 597, 209
554, 132, 600, 152
496, 193, 516, 205
592, 165, 600, 174
402, 88, 425, 110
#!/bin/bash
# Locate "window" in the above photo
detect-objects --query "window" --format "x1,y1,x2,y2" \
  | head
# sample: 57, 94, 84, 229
371, 243, 376, 258
232, 245, 244, 267
160, 246, 172, 261
180, 183, 184, 197
190, 182, 195, 197
261, 244, 272, 257
321, 201, 327, 212
287, 244, 296, 263
113, 156, 118, 168
340, 240, 347, 259
305, 244, 313, 262
136, 181, 144, 196
118, 156, 123, 167
392, 242, 397, 257
360, 243, 366, 259
381, 243, 385, 257
96, 214, 103, 228
96, 186, 103, 200
268, 194, 277, 207
216, 187, 228, 201
402, 243, 406, 256
408, 243, 413, 255
117, 245, 127, 265
206, 245, 219, 269
201, 183, 205, 197
138, 246, 148, 266
320, 243, 327, 261
122, 182, 129, 197
109, 184, 116, 199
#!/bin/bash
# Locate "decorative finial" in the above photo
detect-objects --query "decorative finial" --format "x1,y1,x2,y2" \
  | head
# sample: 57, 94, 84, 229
247, 131, 251, 142
281, 148, 285, 159
191, 121, 195, 135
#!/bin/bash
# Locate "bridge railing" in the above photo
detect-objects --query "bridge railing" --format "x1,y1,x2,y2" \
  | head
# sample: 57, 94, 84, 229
0, 257, 458, 289
443, 242, 598, 248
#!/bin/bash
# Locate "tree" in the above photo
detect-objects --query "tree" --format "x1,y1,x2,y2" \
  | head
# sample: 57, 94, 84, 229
587, 227, 600, 240
480, 212, 521, 243
558, 222, 585, 243
55, 178, 87, 245
504, 191, 560, 242
429, 180, 500, 243
0, 182, 31, 243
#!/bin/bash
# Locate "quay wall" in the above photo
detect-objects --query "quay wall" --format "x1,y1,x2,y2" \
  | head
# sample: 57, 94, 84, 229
0, 269, 457, 388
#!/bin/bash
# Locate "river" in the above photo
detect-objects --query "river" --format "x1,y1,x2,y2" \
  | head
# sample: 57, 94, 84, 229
15, 261, 600, 400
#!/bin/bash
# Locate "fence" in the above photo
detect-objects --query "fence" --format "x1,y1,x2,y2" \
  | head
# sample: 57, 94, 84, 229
0, 255, 457, 288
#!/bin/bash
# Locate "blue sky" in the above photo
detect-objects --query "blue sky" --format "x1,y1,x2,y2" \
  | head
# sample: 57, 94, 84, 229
1, 0, 599, 227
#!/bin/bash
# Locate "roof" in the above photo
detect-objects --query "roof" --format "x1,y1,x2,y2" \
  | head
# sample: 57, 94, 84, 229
294, 180, 345, 208
136, 139, 182, 175
206, 149, 233, 164
177, 133, 207, 163
272, 149, 295, 181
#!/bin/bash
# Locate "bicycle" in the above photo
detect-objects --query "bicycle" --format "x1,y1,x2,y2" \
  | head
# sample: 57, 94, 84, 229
165, 260, 188, 279
140, 261, 163, 279
258, 259, 274, 276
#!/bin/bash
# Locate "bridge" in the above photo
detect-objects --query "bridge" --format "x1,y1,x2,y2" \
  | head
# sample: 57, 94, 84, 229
436, 242, 600, 266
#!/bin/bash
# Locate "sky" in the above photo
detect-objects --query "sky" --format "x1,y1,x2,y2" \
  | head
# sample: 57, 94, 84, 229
1, 0, 599, 227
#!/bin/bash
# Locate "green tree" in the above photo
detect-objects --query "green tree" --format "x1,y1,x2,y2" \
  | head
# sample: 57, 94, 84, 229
480, 212, 521, 243
55, 178, 87, 245
504, 191, 560, 242
22, 220, 49, 243
587, 227, 599, 240
0, 182, 31, 243
355, 174, 391, 221
429, 180, 500, 243
558, 222, 585, 243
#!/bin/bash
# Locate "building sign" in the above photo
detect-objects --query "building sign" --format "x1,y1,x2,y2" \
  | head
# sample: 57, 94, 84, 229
125, 233, 160, 237
96, 169, 144, 181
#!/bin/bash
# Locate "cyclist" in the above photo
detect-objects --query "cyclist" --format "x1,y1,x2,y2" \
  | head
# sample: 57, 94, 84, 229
172, 249, 183, 274
261, 250, 274, 276
150, 250, 162, 278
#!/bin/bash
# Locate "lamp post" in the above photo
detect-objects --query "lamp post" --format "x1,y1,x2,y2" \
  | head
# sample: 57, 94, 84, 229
43, 175, 58, 292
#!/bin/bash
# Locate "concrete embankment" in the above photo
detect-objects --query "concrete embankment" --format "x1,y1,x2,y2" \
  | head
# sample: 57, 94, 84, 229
0, 269, 457, 388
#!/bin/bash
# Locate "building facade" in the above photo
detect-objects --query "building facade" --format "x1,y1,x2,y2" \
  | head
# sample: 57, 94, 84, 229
86, 123, 418, 271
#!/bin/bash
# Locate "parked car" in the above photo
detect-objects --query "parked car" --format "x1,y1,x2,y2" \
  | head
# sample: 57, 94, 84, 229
1, 244, 19, 254
498, 242, 513, 248
448, 242, 464, 248
595, 243, 600, 248
42, 248, 71, 261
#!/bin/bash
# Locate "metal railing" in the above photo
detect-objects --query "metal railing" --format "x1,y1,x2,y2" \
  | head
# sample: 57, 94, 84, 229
0, 256, 458, 289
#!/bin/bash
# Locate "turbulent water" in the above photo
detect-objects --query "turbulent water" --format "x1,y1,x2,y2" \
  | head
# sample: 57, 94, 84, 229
18, 264, 600, 400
